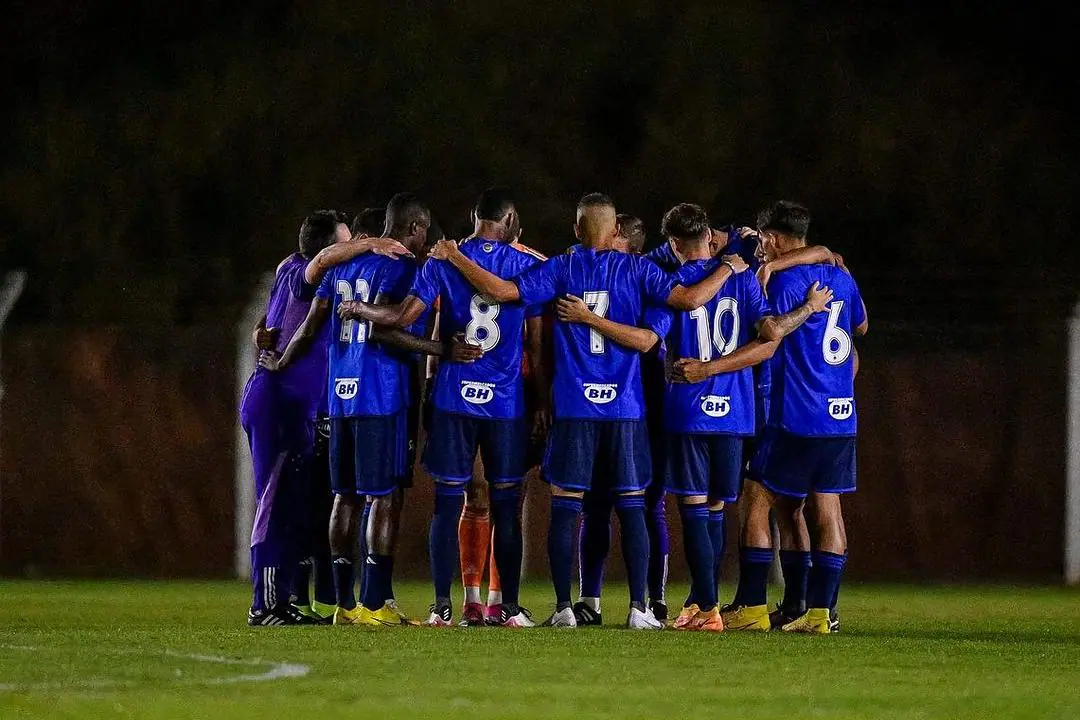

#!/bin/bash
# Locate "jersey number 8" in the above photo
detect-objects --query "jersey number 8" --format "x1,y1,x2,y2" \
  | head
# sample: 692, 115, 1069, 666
465, 294, 502, 352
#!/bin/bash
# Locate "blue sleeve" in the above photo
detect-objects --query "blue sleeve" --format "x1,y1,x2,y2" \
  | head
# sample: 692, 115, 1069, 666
743, 274, 769, 325
409, 258, 442, 309
850, 277, 867, 327
643, 304, 674, 339
639, 257, 676, 305
315, 267, 335, 299
515, 256, 563, 307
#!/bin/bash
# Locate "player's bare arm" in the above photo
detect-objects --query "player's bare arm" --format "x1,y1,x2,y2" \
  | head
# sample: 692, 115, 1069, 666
665, 254, 746, 310
557, 293, 659, 354
371, 326, 483, 362
525, 315, 552, 435
672, 339, 780, 384
251, 312, 277, 351
757, 245, 836, 291
337, 294, 427, 329
757, 281, 834, 342
259, 297, 330, 371
430, 239, 520, 302
303, 237, 413, 286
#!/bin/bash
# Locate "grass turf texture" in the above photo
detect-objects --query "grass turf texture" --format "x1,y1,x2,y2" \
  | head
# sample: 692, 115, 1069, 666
1, 581, 1078, 719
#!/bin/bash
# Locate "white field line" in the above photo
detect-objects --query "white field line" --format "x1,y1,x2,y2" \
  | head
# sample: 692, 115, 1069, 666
0, 645, 310, 692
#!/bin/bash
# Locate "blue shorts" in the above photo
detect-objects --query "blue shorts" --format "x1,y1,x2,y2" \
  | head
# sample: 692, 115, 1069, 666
542, 419, 651, 493
663, 433, 743, 502
751, 427, 856, 499
422, 410, 528, 485
329, 414, 407, 497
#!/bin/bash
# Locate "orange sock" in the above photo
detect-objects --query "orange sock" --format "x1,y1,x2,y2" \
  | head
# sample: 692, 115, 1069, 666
459, 506, 490, 602
487, 532, 502, 600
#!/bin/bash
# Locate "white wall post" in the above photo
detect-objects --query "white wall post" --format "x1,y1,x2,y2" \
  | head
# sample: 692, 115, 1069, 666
0, 270, 28, 566
235, 273, 274, 580
1066, 301, 1080, 585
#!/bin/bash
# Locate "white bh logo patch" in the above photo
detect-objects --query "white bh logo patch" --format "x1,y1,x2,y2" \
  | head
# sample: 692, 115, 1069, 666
700, 395, 731, 418
583, 383, 618, 404
828, 397, 854, 420
461, 381, 495, 405
483, 243, 494, 253
335, 378, 359, 400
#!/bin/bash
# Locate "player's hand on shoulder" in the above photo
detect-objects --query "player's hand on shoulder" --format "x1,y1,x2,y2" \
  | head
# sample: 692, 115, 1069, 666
367, 237, 413, 259
444, 332, 484, 363
721, 254, 749, 274
805, 281, 834, 313
253, 326, 278, 351
672, 358, 710, 384
258, 351, 282, 372
429, 238, 459, 261
556, 294, 592, 324
833, 252, 851, 274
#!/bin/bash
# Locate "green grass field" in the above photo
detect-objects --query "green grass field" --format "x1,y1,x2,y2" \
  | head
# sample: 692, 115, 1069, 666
1, 581, 1078, 719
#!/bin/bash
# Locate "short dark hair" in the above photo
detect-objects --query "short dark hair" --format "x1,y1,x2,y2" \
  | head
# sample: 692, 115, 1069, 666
661, 203, 710, 241
298, 210, 340, 258
474, 187, 515, 222
425, 219, 445, 248
757, 201, 810, 238
385, 192, 430, 230
617, 213, 646, 250
578, 192, 615, 210
354, 207, 386, 237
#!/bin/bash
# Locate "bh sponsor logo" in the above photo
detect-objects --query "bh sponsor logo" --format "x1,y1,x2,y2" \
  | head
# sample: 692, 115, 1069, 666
828, 397, 854, 420
583, 383, 618, 404
461, 381, 495, 405
335, 378, 359, 400
700, 395, 731, 418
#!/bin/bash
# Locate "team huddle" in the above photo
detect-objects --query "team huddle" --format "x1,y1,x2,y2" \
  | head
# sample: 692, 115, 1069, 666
240, 189, 867, 634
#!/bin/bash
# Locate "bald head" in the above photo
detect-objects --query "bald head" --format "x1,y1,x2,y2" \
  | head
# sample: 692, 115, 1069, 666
575, 193, 617, 247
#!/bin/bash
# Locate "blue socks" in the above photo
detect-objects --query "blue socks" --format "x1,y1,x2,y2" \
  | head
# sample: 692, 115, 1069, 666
733, 546, 773, 607
615, 495, 649, 607
430, 484, 465, 603
332, 555, 356, 610
808, 550, 847, 609
491, 485, 523, 606
579, 493, 613, 599
549, 496, 583, 606
360, 554, 392, 611
679, 503, 716, 611
780, 550, 812, 616
645, 494, 669, 604
708, 509, 726, 600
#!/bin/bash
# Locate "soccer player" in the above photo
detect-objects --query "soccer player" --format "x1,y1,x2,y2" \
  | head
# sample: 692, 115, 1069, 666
560, 203, 831, 631
263, 193, 481, 627
241, 210, 410, 626
338, 188, 547, 628
428, 193, 743, 629
737, 201, 867, 634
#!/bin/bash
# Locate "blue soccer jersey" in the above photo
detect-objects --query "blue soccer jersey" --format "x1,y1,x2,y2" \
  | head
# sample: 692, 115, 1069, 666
643, 241, 681, 273
411, 237, 543, 419
316, 254, 416, 418
767, 264, 865, 436
647, 261, 768, 435
515, 248, 675, 420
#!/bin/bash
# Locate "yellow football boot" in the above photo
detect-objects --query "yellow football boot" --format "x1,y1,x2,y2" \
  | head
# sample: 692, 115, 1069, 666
720, 604, 771, 631
358, 603, 410, 627
672, 604, 700, 630
311, 600, 338, 622
332, 605, 366, 626
781, 608, 832, 635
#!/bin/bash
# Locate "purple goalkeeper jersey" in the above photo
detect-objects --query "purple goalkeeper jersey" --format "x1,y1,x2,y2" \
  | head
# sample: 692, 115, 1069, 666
262, 253, 329, 418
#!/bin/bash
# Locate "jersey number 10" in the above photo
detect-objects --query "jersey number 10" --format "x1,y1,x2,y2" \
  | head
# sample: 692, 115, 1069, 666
688, 298, 739, 361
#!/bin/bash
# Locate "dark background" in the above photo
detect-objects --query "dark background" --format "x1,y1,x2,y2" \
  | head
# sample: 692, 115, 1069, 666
0, 1, 1076, 580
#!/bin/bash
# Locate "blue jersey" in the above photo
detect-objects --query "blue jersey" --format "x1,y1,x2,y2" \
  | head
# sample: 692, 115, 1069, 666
411, 237, 543, 419
515, 248, 675, 420
643, 241, 681, 273
767, 264, 865, 437
647, 261, 768, 435
316, 254, 417, 418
